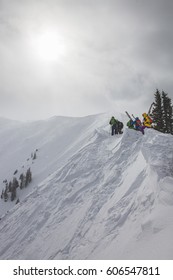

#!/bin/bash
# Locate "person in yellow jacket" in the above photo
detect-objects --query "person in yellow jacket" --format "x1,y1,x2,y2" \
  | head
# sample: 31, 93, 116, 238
142, 113, 153, 128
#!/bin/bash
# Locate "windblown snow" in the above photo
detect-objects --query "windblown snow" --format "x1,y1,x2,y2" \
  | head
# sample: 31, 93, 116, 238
0, 113, 173, 260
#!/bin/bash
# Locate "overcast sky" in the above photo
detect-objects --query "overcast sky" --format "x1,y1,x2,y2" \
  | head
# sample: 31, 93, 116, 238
0, 0, 173, 121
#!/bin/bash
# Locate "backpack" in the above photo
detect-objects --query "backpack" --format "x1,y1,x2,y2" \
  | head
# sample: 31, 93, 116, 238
143, 113, 153, 124
127, 120, 133, 128
118, 121, 123, 129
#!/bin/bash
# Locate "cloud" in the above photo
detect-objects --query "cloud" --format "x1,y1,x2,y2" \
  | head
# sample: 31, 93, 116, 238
0, 0, 173, 120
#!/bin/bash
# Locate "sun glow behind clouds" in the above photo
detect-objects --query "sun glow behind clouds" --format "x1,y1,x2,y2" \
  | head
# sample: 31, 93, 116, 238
30, 29, 67, 63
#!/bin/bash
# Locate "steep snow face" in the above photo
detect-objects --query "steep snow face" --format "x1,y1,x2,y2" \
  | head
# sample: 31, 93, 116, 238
0, 114, 111, 216
0, 114, 173, 260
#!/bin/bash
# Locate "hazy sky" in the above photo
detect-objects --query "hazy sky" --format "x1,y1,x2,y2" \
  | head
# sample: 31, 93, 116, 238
0, 0, 173, 120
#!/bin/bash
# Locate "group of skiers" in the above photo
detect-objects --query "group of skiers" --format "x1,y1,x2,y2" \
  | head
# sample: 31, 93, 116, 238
109, 116, 124, 135
109, 112, 153, 135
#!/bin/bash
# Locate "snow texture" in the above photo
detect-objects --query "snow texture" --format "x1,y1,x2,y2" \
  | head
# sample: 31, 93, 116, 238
0, 113, 173, 260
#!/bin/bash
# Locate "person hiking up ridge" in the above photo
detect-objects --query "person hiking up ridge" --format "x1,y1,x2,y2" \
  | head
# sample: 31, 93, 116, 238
109, 116, 124, 135
109, 116, 118, 135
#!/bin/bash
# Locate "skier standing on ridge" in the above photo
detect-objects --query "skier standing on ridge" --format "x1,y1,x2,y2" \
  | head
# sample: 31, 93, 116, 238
109, 116, 118, 135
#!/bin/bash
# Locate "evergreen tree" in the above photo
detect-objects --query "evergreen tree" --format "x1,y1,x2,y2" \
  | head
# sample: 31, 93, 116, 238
11, 186, 16, 201
19, 173, 26, 189
19, 173, 24, 189
5, 181, 9, 193
28, 168, 32, 183
12, 177, 19, 189
26, 168, 32, 186
151, 89, 173, 134
33, 152, 37, 160
1, 189, 4, 199
25, 170, 29, 187
162, 91, 173, 134
8, 181, 12, 192
151, 89, 164, 132
4, 189, 8, 202
11, 177, 18, 201
169, 105, 173, 134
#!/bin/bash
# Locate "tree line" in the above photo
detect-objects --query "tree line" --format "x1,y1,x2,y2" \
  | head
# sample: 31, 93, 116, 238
1, 168, 32, 203
151, 89, 173, 134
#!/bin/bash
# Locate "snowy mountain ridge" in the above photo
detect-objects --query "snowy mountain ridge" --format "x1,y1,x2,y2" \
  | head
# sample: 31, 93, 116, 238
0, 113, 173, 259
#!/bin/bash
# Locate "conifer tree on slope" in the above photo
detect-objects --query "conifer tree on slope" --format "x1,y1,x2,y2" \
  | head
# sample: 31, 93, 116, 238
151, 89, 164, 132
25, 168, 32, 187
4, 189, 8, 202
1, 189, 4, 199
19, 173, 25, 189
162, 91, 173, 134
11, 184, 16, 201
11, 177, 18, 201
168, 103, 173, 134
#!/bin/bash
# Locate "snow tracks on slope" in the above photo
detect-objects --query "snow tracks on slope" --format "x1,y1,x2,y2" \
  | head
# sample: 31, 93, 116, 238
0, 126, 173, 259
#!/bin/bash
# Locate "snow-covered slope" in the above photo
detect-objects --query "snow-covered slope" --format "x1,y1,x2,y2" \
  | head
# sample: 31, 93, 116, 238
0, 113, 173, 260
0, 113, 113, 216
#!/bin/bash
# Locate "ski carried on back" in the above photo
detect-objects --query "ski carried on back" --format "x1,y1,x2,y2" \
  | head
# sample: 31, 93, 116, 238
125, 111, 133, 121
125, 111, 145, 134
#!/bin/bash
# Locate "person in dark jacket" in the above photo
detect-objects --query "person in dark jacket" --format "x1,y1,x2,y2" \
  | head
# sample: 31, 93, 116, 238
117, 121, 123, 134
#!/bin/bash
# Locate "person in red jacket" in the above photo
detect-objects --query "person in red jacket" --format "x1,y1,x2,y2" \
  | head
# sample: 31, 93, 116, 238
132, 117, 145, 134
